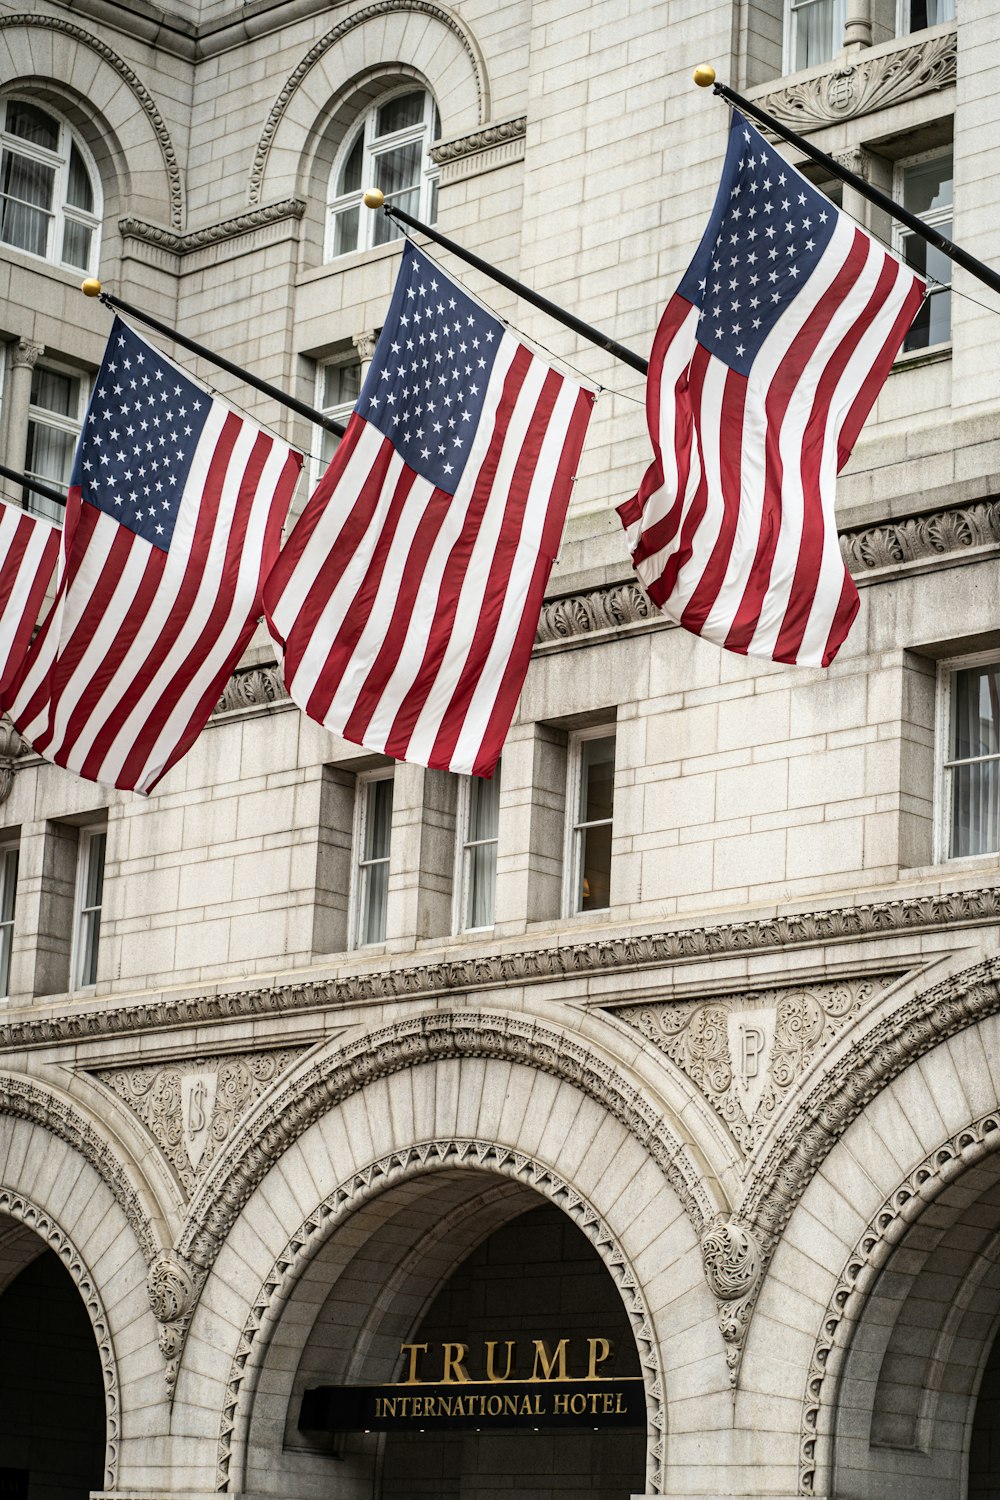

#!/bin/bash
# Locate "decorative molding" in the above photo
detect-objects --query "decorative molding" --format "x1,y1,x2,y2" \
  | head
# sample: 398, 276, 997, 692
118, 199, 305, 255
753, 30, 956, 132
797, 1107, 1000, 1495
6, 891, 1000, 1053
147, 1250, 206, 1398
615, 976, 897, 1153
535, 581, 656, 644
0, 14, 183, 230
10, 338, 43, 370
840, 497, 1000, 571
351, 329, 380, 365
0, 1074, 158, 1263
214, 1139, 665, 1493
95, 1048, 306, 1199
830, 145, 871, 182
0, 715, 26, 806
214, 664, 287, 715
178, 1011, 716, 1272
700, 1215, 764, 1385
429, 116, 526, 164
0, 1189, 120, 1487
249, 1, 488, 205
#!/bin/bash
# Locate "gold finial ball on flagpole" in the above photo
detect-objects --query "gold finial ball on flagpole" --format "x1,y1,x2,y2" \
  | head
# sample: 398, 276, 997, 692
81, 277, 102, 296
693, 64, 717, 87
363, 188, 385, 209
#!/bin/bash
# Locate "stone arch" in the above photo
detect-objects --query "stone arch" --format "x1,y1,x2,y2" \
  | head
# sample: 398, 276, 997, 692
218, 1139, 666, 1495
177, 1009, 722, 1274
0, 13, 183, 228
249, 0, 489, 207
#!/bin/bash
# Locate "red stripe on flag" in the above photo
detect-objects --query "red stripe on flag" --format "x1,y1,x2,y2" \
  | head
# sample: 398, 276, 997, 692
616, 296, 691, 534
677, 364, 748, 633
822, 570, 861, 668
645, 344, 715, 607
837, 274, 926, 469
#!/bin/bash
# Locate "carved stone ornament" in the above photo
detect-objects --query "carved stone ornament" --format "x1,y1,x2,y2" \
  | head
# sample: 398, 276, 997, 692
96, 1049, 305, 1198
214, 663, 287, 716
0, 1190, 120, 1487
118, 199, 305, 255
754, 29, 956, 132
840, 498, 1000, 572
215, 1140, 665, 1493
700, 1215, 764, 1384
535, 581, 656, 644
0, 715, 27, 806
10, 338, 43, 370
429, 116, 527, 164
0, 15, 183, 229
616, 976, 897, 1152
147, 1251, 206, 1396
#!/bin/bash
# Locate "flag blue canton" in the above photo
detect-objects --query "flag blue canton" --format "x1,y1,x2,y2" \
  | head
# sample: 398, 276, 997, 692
73, 318, 211, 553
678, 115, 838, 378
357, 240, 503, 495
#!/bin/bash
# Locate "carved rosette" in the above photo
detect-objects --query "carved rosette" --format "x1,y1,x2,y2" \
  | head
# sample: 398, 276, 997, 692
701, 1215, 763, 1383
755, 30, 956, 132
147, 1252, 205, 1394
214, 664, 287, 715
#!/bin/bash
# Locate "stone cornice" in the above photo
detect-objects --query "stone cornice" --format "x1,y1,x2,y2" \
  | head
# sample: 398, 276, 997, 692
429, 115, 526, 164
751, 27, 956, 132
118, 199, 305, 255
2, 884, 999, 1051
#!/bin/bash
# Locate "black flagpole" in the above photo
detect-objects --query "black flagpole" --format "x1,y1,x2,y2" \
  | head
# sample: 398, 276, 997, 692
364, 193, 650, 376
81, 281, 346, 437
0, 460, 68, 511
693, 66, 1000, 300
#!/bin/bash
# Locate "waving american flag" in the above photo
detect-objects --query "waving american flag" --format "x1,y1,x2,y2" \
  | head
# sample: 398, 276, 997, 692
265, 241, 594, 777
618, 112, 925, 668
6, 319, 302, 793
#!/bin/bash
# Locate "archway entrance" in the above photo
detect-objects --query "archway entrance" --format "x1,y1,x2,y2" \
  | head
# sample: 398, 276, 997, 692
245, 1163, 652, 1500
0, 1224, 106, 1500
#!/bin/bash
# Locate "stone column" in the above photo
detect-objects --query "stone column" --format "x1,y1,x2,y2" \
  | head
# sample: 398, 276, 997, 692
351, 329, 379, 383
832, 145, 874, 230
843, 0, 873, 51
2, 338, 44, 485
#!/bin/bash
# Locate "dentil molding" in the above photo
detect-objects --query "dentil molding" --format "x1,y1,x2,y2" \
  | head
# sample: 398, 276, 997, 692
118, 199, 305, 255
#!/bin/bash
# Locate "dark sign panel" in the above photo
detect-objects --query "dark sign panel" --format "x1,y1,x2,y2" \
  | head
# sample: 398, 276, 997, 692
0, 1470, 28, 1500
300, 1379, 645, 1433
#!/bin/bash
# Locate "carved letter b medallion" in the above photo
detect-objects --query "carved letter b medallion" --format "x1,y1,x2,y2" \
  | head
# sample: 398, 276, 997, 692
181, 1071, 217, 1169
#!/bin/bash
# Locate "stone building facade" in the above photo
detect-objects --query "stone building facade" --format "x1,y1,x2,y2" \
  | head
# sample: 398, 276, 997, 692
0, 0, 998, 1497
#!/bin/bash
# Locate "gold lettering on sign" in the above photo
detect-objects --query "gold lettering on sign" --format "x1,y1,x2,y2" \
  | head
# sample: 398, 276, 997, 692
399, 1343, 428, 1384
441, 1343, 472, 1383
485, 1339, 515, 1382
586, 1337, 613, 1378
529, 1338, 569, 1382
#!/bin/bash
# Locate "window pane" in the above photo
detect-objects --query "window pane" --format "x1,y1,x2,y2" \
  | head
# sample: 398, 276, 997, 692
0, 849, 17, 925
373, 205, 406, 248
0, 922, 11, 1000
25, 419, 75, 486
427, 176, 439, 225
62, 217, 92, 270
578, 736, 615, 825
66, 143, 94, 212
339, 133, 363, 196
78, 909, 100, 985
792, 0, 846, 69
1, 148, 54, 210
903, 156, 953, 217
333, 203, 360, 257
375, 92, 424, 137
951, 762, 1000, 859
953, 667, 1000, 760
364, 777, 393, 861
359, 859, 389, 944
908, 0, 954, 25
375, 140, 422, 198
5, 101, 59, 151
468, 773, 500, 843
83, 832, 106, 910
579, 822, 612, 911
466, 840, 497, 929
30, 365, 80, 417
323, 361, 362, 410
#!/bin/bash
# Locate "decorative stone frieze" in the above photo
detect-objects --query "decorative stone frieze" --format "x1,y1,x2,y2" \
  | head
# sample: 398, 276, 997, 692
797, 1107, 1000, 1495
615, 976, 897, 1152
249, 1, 487, 204
0, 1189, 120, 1487
700, 1215, 764, 1384
215, 1139, 665, 1494
215, 665, 287, 715
430, 117, 527, 184
753, 29, 956, 132
10, 339, 43, 370
840, 497, 1000, 570
0, 15, 183, 229
118, 200, 305, 255
147, 1250, 206, 1397
535, 581, 656, 643
95, 1049, 306, 1198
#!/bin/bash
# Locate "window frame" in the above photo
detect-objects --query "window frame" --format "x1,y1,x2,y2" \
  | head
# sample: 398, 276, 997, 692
783, 0, 847, 75
454, 767, 501, 933
896, 0, 955, 34
350, 769, 394, 948
563, 725, 617, 918
893, 146, 953, 357
0, 840, 18, 1000
325, 87, 439, 262
312, 354, 362, 486
24, 355, 88, 522
0, 96, 102, 275
935, 649, 1000, 865
71, 824, 106, 990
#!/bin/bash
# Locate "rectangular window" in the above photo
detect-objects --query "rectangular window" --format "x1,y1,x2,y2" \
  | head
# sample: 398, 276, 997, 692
25, 361, 86, 522
315, 358, 362, 480
354, 772, 393, 945
457, 767, 500, 930
896, 151, 953, 354
567, 730, 616, 914
941, 658, 1000, 860
0, 843, 18, 998
73, 826, 106, 987
903, 0, 954, 31
787, 0, 846, 72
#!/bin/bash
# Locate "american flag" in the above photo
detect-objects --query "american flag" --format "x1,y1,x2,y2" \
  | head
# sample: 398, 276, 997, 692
5, 319, 302, 793
0, 498, 59, 699
264, 241, 594, 777
618, 112, 925, 667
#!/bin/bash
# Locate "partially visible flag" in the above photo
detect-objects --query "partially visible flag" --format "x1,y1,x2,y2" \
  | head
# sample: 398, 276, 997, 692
264, 241, 594, 777
0, 498, 59, 699
4, 318, 302, 793
618, 112, 925, 668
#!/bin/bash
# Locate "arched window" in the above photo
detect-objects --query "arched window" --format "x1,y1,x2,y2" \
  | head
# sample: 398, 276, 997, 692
326, 89, 439, 260
0, 99, 101, 273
